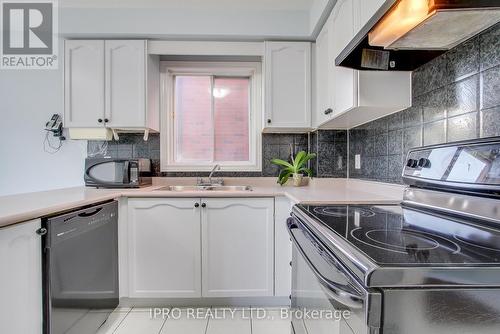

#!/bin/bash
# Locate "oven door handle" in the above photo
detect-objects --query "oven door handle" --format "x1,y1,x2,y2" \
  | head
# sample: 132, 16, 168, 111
287, 217, 365, 309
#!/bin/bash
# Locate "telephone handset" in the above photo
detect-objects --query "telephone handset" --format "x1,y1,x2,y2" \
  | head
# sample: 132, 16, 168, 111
46, 114, 62, 132
45, 114, 65, 140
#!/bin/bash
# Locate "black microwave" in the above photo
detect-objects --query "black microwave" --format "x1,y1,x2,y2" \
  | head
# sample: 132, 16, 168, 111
84, 158, 152, 188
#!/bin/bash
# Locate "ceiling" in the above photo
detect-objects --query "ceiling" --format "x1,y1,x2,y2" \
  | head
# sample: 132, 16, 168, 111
60, 0, 315, 10
59, 0, 333, 40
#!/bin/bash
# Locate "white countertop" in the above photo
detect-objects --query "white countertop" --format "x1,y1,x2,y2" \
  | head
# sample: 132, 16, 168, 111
0, 178, 404, 228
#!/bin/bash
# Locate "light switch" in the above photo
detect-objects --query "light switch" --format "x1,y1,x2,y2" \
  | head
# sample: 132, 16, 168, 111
355, 154, 361, 169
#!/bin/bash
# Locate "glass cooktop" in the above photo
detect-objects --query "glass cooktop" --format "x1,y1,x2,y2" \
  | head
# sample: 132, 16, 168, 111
296, 204, 500, 266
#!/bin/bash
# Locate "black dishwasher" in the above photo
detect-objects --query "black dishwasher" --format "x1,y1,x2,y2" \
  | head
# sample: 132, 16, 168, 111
41, 201, 119, 334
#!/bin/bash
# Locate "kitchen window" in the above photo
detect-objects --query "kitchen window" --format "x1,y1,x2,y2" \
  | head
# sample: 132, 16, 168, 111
160, 62, 262, 171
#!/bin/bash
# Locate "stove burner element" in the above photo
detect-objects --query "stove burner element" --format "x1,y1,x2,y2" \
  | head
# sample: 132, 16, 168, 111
313, 206, 375, 218
351, 228, 462, 255
365, 229, 440, 251
454, 235, 500, 252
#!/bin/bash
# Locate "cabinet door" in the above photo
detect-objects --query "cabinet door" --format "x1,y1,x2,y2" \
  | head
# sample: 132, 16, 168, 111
358, 0, 386, 31
332, 0, 357, 115
274, 196, 293, 298
0, 219, 42, 334
64, 40, 105, 127
202, 198, 274, 297
128, 198, 202, 298
314, 13, 335, 127
265, 42, 311, 129
105, 40, 147, 129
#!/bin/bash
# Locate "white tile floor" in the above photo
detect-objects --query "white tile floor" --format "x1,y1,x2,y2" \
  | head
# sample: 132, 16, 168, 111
86, 307, 293, 334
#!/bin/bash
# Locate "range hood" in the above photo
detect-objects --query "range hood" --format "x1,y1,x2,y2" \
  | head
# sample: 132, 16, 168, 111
336, 0, 500, 71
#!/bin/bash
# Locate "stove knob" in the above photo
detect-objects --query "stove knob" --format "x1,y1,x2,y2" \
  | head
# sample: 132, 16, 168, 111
406, 159, 418, 168
418, 158, 430, 168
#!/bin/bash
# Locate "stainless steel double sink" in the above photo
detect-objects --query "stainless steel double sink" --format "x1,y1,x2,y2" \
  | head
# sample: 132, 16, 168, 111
155, 185, 253, 192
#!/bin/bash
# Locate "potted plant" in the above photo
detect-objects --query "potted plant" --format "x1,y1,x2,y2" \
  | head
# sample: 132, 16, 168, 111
271, 151, 316, 186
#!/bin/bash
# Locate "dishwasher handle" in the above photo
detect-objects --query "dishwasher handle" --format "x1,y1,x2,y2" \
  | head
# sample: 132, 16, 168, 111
77, 207, 103, 217
287, 217, 365, 309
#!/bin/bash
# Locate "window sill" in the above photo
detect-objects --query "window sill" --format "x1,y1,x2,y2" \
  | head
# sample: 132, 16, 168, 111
160, 163, 262, 173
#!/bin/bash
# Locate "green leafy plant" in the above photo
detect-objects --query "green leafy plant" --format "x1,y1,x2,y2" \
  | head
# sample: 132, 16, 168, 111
271, 151, 316, 185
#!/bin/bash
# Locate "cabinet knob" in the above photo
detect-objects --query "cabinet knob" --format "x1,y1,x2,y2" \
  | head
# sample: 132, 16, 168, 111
267, 119, 271, 124
201, 203, 206, 208
98, 118, 103, 123
324, 108, 333, 115
104, 118, 109, 123
36, 228, 47, 236
194, 203, 200, 208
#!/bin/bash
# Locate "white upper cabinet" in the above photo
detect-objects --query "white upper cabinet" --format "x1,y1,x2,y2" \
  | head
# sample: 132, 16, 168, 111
201, 198, 274, 297
105, 41, 145, 129
127, 198, 202, 298
357, 0, 386, 34
64, 40, 159, 131
0, 219, 42, 334
314, 0, 411, 129
331, 0, 359, 119
332, 0, 357, 58
64, 40, 105, 128
264, 42, 311, 130
313, 13, 335, 127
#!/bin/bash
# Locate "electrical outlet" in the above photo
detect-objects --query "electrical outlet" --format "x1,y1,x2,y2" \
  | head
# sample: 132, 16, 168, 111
355, 154, 361, 169
354, 211, 360, 227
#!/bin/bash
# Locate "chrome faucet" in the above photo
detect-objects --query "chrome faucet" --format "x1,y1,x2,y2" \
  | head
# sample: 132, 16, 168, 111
208, 164, 221, 184
197, 164, 223, 186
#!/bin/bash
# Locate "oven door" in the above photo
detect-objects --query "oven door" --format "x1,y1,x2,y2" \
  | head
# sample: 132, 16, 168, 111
288, 216, 381, 334
84, 159, 134, 188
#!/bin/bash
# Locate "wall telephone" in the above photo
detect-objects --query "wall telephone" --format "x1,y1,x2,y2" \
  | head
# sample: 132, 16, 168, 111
45, 114, 65, 139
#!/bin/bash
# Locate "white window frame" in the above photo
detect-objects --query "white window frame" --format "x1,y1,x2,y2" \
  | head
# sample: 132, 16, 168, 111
160, 61, 262, 172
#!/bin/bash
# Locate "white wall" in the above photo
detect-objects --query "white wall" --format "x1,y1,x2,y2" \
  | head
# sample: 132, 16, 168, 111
309, 0, 336, 37
59, 7, 311, 40
0, 40, 87, 196
0, 1, 335, 196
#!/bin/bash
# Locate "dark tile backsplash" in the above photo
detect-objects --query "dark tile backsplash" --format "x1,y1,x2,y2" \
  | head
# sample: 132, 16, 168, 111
261, 133, 310, 177
349, 23, 500, 184
87, 133, 163, 175
87, 24, 499, 183
310, 130, 348, 178
88, 130, 347, 178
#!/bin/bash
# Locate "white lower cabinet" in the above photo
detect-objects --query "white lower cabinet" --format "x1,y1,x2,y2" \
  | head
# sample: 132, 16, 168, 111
201, 198, 274, 297
0, 219, 42, 334
274, 196, 293, 298
127, 197, 276, 299
127, 198, 202, 298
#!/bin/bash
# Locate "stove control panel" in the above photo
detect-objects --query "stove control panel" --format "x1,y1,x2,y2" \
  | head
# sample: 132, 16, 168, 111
402, 137, 500, 190
406, 158, 418, 168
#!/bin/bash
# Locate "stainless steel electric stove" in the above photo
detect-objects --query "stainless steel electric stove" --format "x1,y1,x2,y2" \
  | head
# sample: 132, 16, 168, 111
289, 136, 500, 334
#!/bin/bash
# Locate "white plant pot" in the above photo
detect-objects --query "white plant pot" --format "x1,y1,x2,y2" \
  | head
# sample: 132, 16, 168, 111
292, 173, 303, 187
